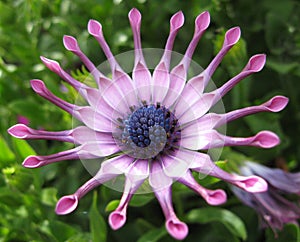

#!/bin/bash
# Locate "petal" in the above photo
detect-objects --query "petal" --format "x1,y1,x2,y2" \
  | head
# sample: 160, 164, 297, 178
160, 154, 189, 179
152, 62, 170, 104
154, 186, 188, 240
72, 126, 115, 144
149, 161, 172, 191
56, 155, 132, 215
181, 11, 210, 70
163, 64, 186, 108
211, 54, 266, 104
215, 96, 289, 127
128, 8, 145, 65
178, 170, 227, 205
160, 11, 184, 69
109, 159, 149, 230
76, 106, 115, 132
30, 79, 81, 120
202, 27, 241, 86
113, 70, 139, 108
63, 35, 104, 87
176, 93, 215, 125
180, 130, 280, 150
88, 19, 120, 71
22, 146, 97, 168
174, 75, 205, 114
132, 62, 152, 103
174, 149, 268, 193
8, 124, 74, 142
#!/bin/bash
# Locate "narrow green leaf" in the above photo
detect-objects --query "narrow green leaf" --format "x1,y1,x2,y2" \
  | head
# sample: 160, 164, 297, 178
90, 191, 107, 242
12, 138, 36, 159
49, 221, 77, 242
137, 226, 167, 242
0, 135, 15, 164
266, 223, 299, 242
186, 207, 247, 240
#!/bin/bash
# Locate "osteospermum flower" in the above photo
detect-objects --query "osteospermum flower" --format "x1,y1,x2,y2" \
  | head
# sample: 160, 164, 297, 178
232, 161, 300, 232
8, 9, 289, 240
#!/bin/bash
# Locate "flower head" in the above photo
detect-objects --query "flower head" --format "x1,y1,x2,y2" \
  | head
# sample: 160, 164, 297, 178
8, 8, 288, 240
232, 161, 300, 232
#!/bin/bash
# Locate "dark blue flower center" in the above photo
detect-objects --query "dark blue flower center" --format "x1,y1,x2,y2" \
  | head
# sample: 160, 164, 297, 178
114, 104, 181, 159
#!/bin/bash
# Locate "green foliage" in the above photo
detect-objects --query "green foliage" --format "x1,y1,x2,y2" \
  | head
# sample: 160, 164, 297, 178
0, 0, 299, 241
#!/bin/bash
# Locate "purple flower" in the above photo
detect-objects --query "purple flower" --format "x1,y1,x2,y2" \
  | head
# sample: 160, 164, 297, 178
232, 161, 300, 232
8, 9, 288, 240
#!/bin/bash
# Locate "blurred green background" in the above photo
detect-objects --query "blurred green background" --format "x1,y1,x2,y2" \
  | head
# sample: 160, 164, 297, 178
0, 0, 299, 241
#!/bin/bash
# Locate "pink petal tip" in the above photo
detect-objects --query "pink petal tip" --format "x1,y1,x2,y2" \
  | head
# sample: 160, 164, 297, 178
253, 131, 280, 148
40, 56, 61, 73
55, 195, 78, 215
170, 11, 184, 31
237, 175, 268, 193
30, 79, 46, 94
224, 27, 241, 47
195, 11, 210, 33
8, 124, 29, 138
22, 156, 42, 168
88, 19, 103, 37
264, 96, 289, 112
128, 8, 141, 24
205, 189, 227, 206
246, 54, 266, 72
63, 35, 79, 52
166, 219, 189, 240
109, 211, 127, 230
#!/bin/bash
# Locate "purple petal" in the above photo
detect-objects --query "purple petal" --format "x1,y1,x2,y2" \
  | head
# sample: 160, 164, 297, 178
203, 27, 241, 86
154, 186, 188, 240
30, 79, 81, 120
40, 56, 91, 96
8, 124, 74, 143
174, 75, 205, 114
109, 159, 149, 230
79, 142, 119, 157
56, 194, 78, 215
176, 93, 215, 125
211, 54, 266, 104
163, 64, 186, 108
113, 70, 139, 108
181, 11, 210, 70
72, 126, 115, 144
181, 113, 223, 133
160, 154, 189, 179
216, 96, 289, 127
63, 35, 103, 87
245, 161, 300, 194
160, 11, 184, 69
149, 161, 172, 191
22, 146, 96, 168
180, 129, 280, 150
88, 19, 121, 71
76, 106, 115, 132
152, 62, 170, 104
56, 155, 132, 215
132, 62, 152, 103
128, 8, 145, 65
178, 170, 227, 205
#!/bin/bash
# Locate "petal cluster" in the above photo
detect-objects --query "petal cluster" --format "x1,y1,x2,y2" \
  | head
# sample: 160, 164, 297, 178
232, 161, 300, 231
8, 8, 288, 240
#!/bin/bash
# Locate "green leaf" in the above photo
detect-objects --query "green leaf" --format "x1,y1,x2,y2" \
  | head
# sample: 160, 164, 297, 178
49, 221, 77, 242
12, 137, 36, 159
0, 135, 15, 164
129, 194, 154, 207
105, 199, 119, 212
266, 223, 299, 242
90, 191, 107, 242
186, 207, 247, 240
41, 188, 57, 206
137, 226, 167, 242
